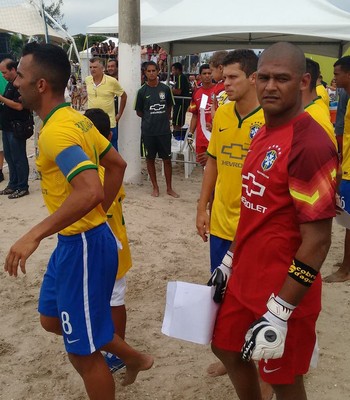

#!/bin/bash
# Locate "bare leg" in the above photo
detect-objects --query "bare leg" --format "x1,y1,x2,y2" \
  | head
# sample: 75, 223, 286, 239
41, 314, 153, 387
272, 375, 307, 400
111, 305, 126, 340
146, 158, 159, 197
212, 344, 262, 399
324, 229, 350, 282
102, 334, 154, 386
69, 351, 115, 400
163, 159, 179, 198
207, 359, 274, 399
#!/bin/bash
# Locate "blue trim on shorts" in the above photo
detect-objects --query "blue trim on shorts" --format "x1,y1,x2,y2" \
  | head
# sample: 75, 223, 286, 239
209, 235, 232, 274
339, 179, 350, 213
39, 223, 118, 355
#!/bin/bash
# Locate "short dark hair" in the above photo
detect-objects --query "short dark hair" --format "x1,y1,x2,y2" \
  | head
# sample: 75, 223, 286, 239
145, 61, 159, 70
223, 49, 258, 77
2, 59, 18, 71
107, 58, 118, 67
199, 63, 210, 74
22, 42, 70, 95
209, 51, 228, 68
334, 56, 350, 72
84, 108, 111, 139
305, 58, 320, 91
171, 62, 183, 72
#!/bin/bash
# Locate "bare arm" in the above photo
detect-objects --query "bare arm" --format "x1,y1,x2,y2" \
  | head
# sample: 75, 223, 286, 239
189, 113, 197, 134
277, 218, 332, 306
116, 91, 127, 122
196, 156, 217, 241
5, 169, 105, 277
0, 94, 23, 111
100, 146, 127, 212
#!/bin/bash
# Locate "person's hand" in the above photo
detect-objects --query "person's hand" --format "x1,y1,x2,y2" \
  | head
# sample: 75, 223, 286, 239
207, 251, 233, 303
115, 113, 121, 123
4, 233, 40, 277
241, 294, 294, 361
197, 151, 208, 167
196, 208, 210, 242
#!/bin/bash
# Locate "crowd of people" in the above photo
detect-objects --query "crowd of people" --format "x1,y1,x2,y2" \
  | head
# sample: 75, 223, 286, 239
1, 39, 350, 400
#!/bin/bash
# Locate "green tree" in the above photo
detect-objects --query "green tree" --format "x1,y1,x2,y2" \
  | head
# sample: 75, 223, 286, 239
44, 0, 68, 31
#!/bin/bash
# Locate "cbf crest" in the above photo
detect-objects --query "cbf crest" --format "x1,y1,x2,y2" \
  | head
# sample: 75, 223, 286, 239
159, 91, 166, 100
249, 122, 262, 140
261, 145, 282, 171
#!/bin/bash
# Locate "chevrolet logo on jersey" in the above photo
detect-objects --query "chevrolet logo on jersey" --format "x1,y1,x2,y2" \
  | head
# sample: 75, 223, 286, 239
150, 104, 165, 112
221, 143, 250, 160
242, 172, 266, 197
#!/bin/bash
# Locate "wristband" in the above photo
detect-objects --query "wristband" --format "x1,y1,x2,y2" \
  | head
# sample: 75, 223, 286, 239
266, 294, 295, 322
288, 258, 318, 287
222, 250, 233, 269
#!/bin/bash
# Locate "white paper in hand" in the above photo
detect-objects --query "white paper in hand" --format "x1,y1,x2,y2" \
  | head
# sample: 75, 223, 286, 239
162, 281, 220, 345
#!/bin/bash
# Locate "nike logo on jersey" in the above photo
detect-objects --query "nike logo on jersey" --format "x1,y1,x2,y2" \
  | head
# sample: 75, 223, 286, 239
67, 338, 80, 344
219, 127, 228, 132
263, 366, 281, 374
146, 95, 151, 98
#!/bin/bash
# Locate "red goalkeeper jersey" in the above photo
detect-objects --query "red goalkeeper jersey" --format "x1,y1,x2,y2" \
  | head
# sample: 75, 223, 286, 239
230, 112, 338, 318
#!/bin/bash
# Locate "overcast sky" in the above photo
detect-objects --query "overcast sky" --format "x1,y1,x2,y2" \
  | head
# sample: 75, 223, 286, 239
61, 0, 118, 35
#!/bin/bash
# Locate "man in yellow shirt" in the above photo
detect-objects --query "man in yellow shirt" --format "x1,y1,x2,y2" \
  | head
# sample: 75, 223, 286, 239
303, 58, 337, 149
325, 55, 350, 283
85, 57, 127, 150
5, 43, 152, 399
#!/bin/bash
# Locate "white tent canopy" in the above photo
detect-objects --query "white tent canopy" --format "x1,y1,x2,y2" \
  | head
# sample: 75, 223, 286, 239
87, 0, 350, 58
0, 2, 67, 43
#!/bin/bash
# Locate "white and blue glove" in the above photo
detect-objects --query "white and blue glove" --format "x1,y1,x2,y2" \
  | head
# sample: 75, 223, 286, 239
241, 294, 295, 361
207, 251, 233, 303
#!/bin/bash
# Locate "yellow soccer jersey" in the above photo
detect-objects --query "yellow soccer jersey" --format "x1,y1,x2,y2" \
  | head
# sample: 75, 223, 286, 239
99, 166, 132, 279
36, 103, 112, 235
305, 102, 337, 149
316, 84, 330, 109
342, 101, 350, 180
207, 102, 265, 240
85, 74, 124, 129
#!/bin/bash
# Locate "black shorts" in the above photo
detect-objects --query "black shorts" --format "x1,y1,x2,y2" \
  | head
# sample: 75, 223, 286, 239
142, 134, 172, 160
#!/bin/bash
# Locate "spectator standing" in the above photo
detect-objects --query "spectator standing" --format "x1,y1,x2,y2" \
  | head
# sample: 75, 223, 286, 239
171, 62, 191, 139
135, 61, 179, 198
188, 64, 215, 167
0, 72, 7, 182
85, 57, 127, 150
0, 59, 31, 198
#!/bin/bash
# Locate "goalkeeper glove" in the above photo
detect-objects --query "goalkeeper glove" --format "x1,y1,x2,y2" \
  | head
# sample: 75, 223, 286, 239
207, 250, 233, 303
241, 294, 295, 361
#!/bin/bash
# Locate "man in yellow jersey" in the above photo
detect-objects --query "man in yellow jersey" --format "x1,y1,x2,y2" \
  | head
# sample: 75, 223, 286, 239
4, 43, 153, 400
196, 50, 266, 395
86, 57, 127, 150
85, 107, 132, 373
324, 55, 350, 283
314, 69, 331, 119
303, 58, 337, 149
316, 74, 330, 109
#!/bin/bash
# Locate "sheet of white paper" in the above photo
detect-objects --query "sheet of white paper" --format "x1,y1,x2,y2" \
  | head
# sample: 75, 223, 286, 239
162, 281, 220, 345
199, 94, 211, 141
335, 208, 350, 229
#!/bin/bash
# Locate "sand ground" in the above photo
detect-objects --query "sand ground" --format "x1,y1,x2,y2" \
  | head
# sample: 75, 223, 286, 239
0, 139, 349, 400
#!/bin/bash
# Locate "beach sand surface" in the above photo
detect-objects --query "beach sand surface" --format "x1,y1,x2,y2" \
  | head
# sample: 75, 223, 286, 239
0, 143, 349, 400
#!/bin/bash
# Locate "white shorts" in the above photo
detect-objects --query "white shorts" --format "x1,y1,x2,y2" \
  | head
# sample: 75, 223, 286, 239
110, 276, 127, 306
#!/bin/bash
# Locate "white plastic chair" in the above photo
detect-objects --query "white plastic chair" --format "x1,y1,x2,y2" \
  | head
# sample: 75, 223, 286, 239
162, 127, 196, 178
